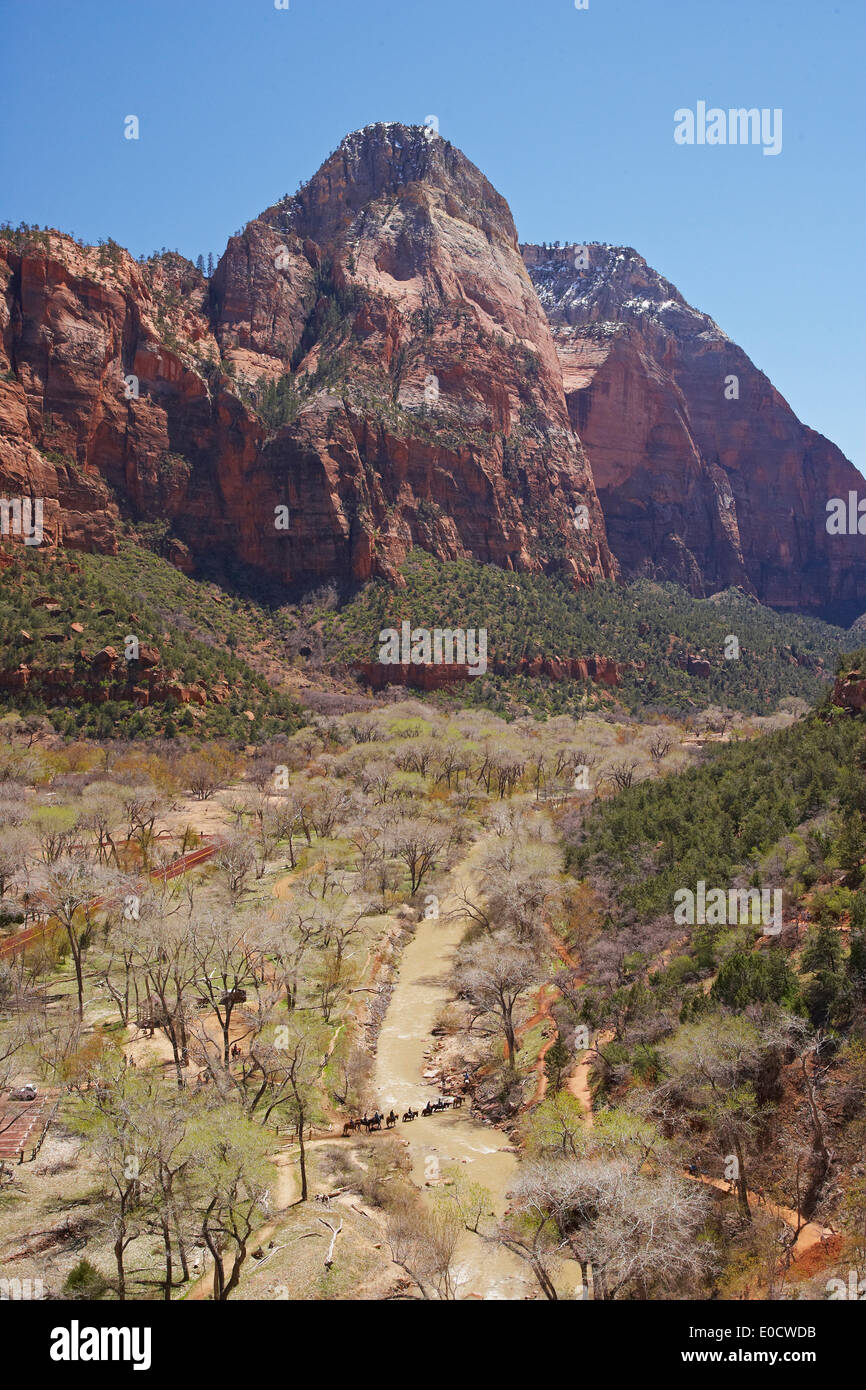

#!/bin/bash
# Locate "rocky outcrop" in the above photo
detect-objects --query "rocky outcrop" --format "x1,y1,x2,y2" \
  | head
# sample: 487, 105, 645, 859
501, 654, 621, 685
523, 243, 866, 624
355, 661, 479, 692
0, 644, 210, 708
354, 653, 622, 690
677, 655, 711, 680
832, 671, 866, 712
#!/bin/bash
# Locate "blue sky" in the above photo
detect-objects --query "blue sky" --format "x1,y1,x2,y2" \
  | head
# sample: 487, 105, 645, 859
2, 0, 863, 470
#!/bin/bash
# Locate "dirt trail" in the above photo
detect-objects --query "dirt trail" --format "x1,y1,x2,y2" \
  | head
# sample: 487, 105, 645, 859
524, 991, 558, 1107
689, 1172, 833, 1258
525, 921, 582, 1108
569, 1039, 834, 1261
185, 1146, 301, 1301
566, 1029, 615, 1126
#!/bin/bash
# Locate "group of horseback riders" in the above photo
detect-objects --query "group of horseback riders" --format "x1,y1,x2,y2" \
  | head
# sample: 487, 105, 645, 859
342, 1110, 395, 1134
407, 1095, 466, 1120
342, 1095, 464, 1136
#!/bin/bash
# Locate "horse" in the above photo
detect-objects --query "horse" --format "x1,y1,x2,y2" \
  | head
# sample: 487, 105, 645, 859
452, 1096, 464, 1109
386, 1110, 397, 1129
402, 1107, 418, 1122
343, 1118, 359, 1137
421, 1102, 433, 1117
368, 1112, 382, 1132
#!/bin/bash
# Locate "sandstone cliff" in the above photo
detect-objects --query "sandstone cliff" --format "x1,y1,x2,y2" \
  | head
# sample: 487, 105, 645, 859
2, 128, 862, 628
0, 125, 614, 598
354, 653, 623, 691
523, 243, 866, 623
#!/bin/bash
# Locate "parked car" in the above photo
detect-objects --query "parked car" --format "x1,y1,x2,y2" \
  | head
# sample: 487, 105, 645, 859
9, 1083, 37, 1102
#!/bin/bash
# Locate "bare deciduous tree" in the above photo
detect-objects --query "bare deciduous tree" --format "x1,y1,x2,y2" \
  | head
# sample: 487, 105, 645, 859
41, 856, 108, 1018
508, 1154, 714, 1300
392, 819, 445, 896
649, 734, 673, 763
456, 937, 539, 1068
608, 760, 639, 791
387, 1192, 464, 1300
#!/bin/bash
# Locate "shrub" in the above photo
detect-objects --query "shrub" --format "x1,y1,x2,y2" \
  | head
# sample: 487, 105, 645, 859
62, 1259, 110, 1300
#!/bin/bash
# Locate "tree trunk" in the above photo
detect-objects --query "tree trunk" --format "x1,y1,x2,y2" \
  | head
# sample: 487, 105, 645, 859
222, 1239, 248, 1300
202, 1201, 224, 1300
68, 930, 84, 1018
161, 1215, 173, 1301
204, 1232, 224, 1300
503, 1009, 516, 1067
173, 1206, 189, 1281
114, 1220, 126, 1301
734, 1139, 751, 1223
297, 1117, 308, 1201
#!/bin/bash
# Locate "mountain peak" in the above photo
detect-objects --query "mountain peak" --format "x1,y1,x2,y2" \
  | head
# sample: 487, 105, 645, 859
261, 122, 517, 252
521, 242, 722, 340
522, 241, 862, 620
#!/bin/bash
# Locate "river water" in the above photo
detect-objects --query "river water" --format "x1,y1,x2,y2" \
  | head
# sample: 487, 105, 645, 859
373, 878, 537, 1299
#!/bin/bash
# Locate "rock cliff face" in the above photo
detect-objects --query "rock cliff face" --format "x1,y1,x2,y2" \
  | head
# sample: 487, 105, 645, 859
523, 243, 866, 624
832, 667, 866, 713
0, 643, 212, 708
2, 128, 862, 627
354, 653, 622, 691
0, 124, 613, 598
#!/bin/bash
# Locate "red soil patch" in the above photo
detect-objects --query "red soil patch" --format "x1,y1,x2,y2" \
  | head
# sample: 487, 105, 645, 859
787, 1233, 846, 1281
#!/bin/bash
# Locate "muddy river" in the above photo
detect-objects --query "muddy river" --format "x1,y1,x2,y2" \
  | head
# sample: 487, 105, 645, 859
373, 877, 539, 1299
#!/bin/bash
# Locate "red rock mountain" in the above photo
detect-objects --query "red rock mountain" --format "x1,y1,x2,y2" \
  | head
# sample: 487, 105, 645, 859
523, 243, 866, 623
0, 123, 613, 596
1, 124, 862, 624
